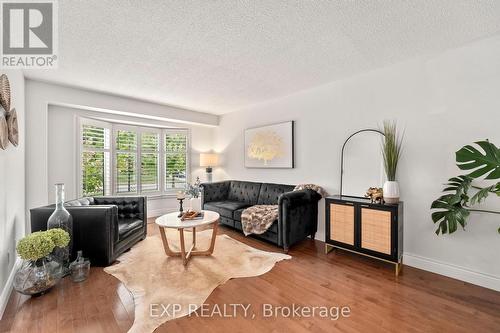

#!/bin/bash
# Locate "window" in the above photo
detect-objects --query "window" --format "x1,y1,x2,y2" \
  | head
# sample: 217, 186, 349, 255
165, 131, 188, 190
115, 129, 138, 193
140, 131, 160, 192
79, 118, 189, 197
80, 122, 111, 196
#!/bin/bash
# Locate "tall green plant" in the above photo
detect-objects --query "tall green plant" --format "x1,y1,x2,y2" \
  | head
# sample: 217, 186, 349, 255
431, 140, 500, 235
381, 120, 404, 181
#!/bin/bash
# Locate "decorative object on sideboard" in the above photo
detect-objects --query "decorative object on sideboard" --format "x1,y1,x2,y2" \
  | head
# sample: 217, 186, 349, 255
365, 187, 384, 204
200, 153, 218, 182
47, 183, 73, 277
13, 228, 69, 296
381, 120, 404, 204
245, 121, 294, 168
339, 128, 385, 196
431, 140, 500, 235
69, 250, 90, 283
176, 191, 186, 217
186, 176, 202, 212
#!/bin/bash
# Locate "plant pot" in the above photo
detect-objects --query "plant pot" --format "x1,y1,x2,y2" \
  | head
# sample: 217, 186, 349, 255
383, 181, 400, 204
13, 258, 61, 296
190, 197, 202, 212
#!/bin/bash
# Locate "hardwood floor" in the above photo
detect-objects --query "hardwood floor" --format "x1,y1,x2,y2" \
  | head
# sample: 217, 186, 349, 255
2, 219, 500, 333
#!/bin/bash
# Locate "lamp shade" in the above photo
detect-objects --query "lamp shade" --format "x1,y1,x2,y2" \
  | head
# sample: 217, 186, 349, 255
200, 153, 218, 167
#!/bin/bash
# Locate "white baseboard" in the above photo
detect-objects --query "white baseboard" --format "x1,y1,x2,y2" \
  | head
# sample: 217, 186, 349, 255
148, 207, 177, 218
403, 252, 500, 292
0, 258, 22, 320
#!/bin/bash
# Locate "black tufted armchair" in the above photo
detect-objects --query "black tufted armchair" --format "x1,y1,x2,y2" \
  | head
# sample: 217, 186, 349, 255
30, 196, 147, 266
201, 181, 321, 252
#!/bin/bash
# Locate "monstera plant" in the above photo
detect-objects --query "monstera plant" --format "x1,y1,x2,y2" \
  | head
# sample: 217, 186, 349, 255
431, 140, 500, 235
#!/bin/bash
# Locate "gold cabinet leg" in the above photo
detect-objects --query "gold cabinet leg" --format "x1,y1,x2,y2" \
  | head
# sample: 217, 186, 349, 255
395, 261, 403, 276
325, 243, 334, 254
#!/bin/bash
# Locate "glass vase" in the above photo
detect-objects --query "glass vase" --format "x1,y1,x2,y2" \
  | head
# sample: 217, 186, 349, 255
13, 258, 60, 296
47, 183, 73, 277
69, 250, 90, 283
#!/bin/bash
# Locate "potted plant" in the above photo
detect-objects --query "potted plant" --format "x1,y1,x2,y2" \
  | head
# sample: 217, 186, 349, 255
381, 120, 404, 203
13, 228, 70, 296
431, 140, 500, 235
185, 177, 202, 212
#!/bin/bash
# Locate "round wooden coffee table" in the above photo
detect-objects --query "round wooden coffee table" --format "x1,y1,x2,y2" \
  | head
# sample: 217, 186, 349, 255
155, 210, 220, 266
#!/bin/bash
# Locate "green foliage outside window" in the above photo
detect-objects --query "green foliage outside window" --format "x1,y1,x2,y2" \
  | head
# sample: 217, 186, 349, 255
116, 131, 137, 193
82, 125, 107, 196
82, 152, 105, 196
165, 133, 187, 189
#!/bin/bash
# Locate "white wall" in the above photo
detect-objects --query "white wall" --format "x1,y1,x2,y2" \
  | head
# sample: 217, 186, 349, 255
0, 70, 25, 317
47, 105, 214, 217
215, 35, 500, 290
26, 80, 217, 216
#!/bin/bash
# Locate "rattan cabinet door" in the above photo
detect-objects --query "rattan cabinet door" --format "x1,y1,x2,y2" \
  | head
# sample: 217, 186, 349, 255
330, 203, 355, 245
361, 208, 391, 255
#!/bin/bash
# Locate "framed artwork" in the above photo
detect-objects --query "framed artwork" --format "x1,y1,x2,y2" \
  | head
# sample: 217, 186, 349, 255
244, 121, 294, 168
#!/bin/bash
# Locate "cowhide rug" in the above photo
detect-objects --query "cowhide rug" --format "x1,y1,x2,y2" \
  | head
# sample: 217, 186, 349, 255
104, 228, 291, 333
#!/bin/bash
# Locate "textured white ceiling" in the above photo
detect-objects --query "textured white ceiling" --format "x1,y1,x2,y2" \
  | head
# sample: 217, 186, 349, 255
25, 1, 500, 115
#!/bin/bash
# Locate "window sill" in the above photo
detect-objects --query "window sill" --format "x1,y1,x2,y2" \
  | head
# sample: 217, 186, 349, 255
146, 193, 178, 200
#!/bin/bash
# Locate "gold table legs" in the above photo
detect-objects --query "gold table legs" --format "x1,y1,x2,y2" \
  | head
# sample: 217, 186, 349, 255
159, 221, 218, 266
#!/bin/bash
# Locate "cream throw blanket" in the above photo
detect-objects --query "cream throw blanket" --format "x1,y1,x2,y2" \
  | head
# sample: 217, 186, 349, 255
294, 183, 328, 197
241, 205, 278, 236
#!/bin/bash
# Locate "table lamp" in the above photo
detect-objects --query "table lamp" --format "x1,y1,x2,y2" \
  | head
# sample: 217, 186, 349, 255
200, 153, 218, 182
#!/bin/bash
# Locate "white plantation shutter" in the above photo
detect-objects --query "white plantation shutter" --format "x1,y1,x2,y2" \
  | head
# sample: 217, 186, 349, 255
140, 132, 159, 192
80, 122, 111, 196
79, 118, 190, 197
116, 129, 138, 193
165, 130, 188, 190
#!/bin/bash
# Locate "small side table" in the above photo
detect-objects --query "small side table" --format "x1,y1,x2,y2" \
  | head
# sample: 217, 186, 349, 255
155, 210, 220, 266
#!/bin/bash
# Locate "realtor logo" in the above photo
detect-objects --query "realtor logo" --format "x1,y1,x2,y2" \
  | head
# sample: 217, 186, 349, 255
1, 0, 58, 68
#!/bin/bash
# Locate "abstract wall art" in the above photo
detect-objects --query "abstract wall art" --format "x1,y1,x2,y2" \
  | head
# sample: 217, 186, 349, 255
244, 121, 294, 168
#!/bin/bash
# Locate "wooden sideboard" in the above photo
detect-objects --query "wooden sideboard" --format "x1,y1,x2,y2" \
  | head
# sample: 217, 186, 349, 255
325, 195, 404, 275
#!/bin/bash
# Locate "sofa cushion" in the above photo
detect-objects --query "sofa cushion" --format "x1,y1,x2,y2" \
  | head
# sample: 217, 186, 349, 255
204, 201, 251, 219
234, 208, 245, 221
118, 218, 143, 241
80, 197, 95, 205
227, 181, 261, 205
65, 200, 82, 206
257, 183, 295, 205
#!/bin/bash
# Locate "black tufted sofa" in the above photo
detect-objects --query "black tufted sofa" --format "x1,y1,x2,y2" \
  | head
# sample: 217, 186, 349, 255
30, 196, 147, 266
201, 181, 321, 252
